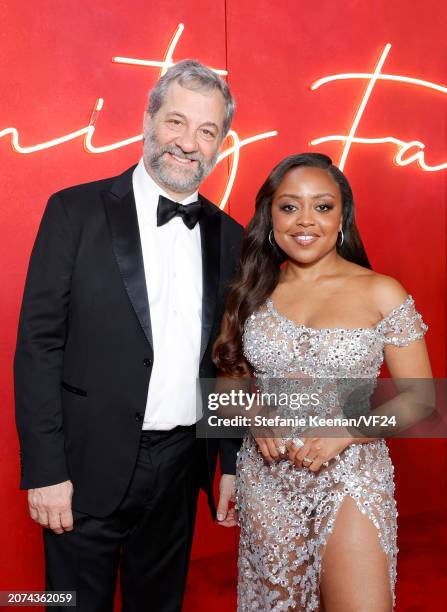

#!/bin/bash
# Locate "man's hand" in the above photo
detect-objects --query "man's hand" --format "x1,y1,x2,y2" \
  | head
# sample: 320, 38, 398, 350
216, 474, 237, 527
28, 480, 74, 534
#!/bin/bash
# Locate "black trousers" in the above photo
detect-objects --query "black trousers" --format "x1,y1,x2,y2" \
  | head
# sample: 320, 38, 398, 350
43, 428, 200, 612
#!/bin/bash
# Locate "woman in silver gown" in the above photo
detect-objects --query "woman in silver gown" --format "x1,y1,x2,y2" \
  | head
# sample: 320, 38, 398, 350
213, 153, 432, 611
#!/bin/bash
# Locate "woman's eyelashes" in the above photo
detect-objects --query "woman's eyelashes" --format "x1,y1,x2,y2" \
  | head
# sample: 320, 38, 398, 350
279, 203, 297, 213
315, 203, 335, 212
278, 202, 335, 213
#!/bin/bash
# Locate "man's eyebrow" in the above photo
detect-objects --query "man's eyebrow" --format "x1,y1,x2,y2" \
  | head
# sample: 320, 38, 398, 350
199, 121, 219, 131
277, 192, 336, 200
165, 112, 219, 131
166, 111, 187, 119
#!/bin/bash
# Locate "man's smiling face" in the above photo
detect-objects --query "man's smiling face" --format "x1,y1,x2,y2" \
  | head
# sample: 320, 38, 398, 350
143, 80, 226, 198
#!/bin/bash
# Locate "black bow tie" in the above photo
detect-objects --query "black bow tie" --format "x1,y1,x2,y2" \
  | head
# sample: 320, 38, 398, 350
156, 195, 203, 230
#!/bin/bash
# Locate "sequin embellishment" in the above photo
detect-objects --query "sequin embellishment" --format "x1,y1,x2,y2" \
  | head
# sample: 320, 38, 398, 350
236, 295, 427, 610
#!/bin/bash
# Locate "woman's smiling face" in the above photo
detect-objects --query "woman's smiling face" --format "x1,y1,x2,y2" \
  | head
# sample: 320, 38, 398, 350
270, 165, 343, 264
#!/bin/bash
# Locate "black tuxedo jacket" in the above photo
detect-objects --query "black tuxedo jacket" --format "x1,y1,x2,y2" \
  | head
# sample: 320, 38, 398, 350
14, 165, 243, 517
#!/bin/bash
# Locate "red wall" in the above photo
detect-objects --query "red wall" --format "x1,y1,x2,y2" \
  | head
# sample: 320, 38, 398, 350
1, 0, 445, 593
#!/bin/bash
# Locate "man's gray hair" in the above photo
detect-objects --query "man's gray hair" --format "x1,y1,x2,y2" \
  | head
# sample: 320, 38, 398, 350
147, 59, 236, 137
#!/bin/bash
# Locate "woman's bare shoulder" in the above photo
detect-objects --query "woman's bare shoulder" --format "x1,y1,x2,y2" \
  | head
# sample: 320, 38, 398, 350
361, 273, 409, 318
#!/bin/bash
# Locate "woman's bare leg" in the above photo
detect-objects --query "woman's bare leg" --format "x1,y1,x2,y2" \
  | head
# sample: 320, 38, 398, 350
320, 496, 393, 612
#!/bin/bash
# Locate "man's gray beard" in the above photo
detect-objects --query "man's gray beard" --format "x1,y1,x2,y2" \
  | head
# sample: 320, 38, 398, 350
143, 123, 218, 194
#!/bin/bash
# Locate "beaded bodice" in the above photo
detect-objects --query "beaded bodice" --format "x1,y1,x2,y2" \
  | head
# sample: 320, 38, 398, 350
236, 294, 427, 610
243, 295, 427, 379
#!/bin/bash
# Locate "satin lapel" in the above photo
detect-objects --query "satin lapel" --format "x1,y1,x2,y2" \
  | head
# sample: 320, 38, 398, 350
102, 169, 153, 350
199, 197, 221, 363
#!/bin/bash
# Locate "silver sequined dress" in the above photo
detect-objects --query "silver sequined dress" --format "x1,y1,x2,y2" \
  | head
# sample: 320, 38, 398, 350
236, 295, 427, 611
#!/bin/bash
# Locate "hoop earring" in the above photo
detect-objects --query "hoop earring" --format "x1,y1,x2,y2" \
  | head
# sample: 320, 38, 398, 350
337, 229, 344, 247
269, 229, 275, 246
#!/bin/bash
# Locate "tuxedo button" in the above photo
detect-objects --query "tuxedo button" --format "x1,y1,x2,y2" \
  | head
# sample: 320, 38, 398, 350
143, 358, 152, 367
134, 412, 144, 422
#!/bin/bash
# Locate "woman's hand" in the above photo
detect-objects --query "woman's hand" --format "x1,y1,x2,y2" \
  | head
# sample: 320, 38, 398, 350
249, 404, 292, 463
252, 435, 283, 463
287, 427, 352, 471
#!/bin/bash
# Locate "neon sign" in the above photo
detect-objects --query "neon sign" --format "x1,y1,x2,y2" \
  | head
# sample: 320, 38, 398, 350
0, 23, 277, 209
310, 43, 447, 172
112, 23, 228, 77
3, 23, 445, 194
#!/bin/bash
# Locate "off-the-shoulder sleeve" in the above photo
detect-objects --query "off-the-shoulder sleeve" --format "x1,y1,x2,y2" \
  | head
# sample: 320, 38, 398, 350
377, 295, 428, 347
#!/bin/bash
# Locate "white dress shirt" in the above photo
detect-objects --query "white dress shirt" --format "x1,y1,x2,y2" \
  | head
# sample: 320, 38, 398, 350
132, 158, 203, 429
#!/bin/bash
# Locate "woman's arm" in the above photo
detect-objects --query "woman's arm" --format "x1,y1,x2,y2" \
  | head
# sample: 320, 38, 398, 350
288, 277, 435, 470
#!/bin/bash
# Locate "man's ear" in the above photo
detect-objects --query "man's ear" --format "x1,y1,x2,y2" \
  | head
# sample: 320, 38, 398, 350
217, 130, 228, 152
142, 111, 151, 142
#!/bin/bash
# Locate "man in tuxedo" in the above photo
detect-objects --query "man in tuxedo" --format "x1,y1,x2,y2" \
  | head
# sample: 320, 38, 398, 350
14, 59, 243, 611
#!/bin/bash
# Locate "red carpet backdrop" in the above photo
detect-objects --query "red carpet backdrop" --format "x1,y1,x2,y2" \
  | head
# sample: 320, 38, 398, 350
1, 1, 446, 609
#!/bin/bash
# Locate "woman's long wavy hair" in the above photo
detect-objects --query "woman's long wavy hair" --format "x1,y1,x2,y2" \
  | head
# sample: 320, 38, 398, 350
213, 152, 371, 377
